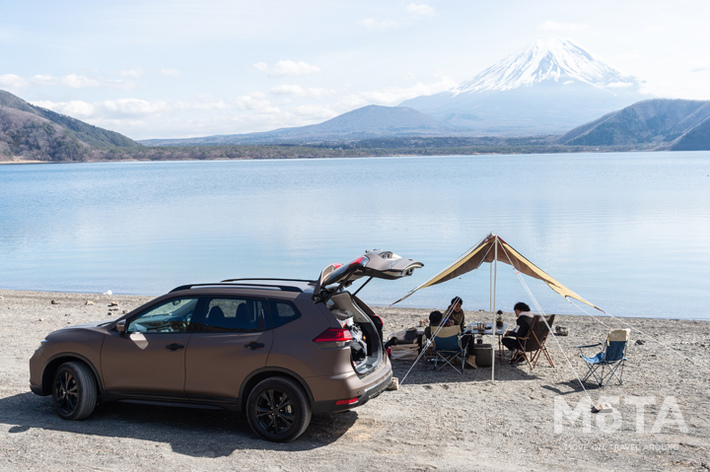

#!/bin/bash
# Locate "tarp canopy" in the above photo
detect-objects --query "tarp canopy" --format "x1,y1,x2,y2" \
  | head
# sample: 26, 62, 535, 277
392, 233, 603, 312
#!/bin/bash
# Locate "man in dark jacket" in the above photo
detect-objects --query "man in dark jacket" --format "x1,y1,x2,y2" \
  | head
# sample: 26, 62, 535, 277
502, 302, 534, 358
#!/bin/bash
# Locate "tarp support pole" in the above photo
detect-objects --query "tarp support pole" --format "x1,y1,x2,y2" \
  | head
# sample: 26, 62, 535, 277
491, 239, 498, 381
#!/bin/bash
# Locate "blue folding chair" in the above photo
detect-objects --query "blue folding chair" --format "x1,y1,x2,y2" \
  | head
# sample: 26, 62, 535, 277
577, 329, 630, 388
430, 334, 466, 374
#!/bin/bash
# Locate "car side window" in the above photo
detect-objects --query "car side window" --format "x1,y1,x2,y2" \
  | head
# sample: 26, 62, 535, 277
269, 300, 302, 329
126, 298, 198, 334
202, 298, 265, 332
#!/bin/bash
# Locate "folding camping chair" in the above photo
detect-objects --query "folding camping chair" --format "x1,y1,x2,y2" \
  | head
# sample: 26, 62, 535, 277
576, 329, 630, 388
429, 334, 466, 374
510, 315, 555, 370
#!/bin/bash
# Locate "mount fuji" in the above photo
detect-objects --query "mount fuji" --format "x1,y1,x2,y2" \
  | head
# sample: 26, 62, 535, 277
400, 39, 648, 135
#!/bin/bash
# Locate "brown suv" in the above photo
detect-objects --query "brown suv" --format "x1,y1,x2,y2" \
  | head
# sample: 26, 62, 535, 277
29, 250, 422, 441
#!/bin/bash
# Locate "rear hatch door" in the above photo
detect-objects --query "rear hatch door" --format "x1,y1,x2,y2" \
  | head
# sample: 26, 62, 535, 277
314, 250, 423, 300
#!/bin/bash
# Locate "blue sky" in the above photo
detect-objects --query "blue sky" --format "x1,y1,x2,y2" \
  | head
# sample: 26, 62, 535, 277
1, 0, 709, 140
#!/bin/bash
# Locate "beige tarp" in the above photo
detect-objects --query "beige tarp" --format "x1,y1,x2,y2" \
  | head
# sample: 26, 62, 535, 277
392, 233, 603, 312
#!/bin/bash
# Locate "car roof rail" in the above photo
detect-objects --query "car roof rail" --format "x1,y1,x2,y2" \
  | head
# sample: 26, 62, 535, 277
169, 279, 311, 293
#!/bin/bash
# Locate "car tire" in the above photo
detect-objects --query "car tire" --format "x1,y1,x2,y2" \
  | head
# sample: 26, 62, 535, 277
246, 376, 311, 442
52, 361, 98, 421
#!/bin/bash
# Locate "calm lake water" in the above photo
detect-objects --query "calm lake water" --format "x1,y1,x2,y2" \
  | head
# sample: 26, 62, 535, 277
1, 152, 709, 320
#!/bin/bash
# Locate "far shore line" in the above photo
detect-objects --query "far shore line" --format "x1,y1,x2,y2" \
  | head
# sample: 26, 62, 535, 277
0, 159, 51, 165
2, 288, 707, 322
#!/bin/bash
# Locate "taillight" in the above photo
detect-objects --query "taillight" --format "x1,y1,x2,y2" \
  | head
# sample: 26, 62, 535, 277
371, 313, 383, 326
313, 328, 353, 347
335, 397, 359, 406
353, 256, 369, 267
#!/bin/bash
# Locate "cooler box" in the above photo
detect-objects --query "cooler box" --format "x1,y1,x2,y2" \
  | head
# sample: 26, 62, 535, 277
473, 343, 493, 367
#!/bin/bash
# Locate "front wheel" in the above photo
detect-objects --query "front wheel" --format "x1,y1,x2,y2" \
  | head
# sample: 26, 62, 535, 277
52, 361, 98, 420
246, 377, 311, 442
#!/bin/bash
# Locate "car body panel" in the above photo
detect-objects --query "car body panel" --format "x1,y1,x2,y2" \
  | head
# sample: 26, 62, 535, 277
29, 324, 107, 395
185, 330, 273, 399
100, 331, 191, 395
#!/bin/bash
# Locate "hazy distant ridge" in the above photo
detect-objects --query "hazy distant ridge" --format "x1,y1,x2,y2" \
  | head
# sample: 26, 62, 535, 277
559, 99, 710, 149
139, 105, 457, 146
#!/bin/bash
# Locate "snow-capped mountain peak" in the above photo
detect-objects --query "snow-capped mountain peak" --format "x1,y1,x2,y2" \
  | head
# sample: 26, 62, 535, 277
453, 38, 639, 95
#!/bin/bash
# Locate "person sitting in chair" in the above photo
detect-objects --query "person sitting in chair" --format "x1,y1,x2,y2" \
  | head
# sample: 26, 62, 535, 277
424, 310, 459, 339
502, 302, 534, 360
424, 310, 477, 368
444, 296, 465, 331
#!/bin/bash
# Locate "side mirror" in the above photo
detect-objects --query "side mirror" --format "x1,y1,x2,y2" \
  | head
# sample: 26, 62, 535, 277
116, 319, 126, 335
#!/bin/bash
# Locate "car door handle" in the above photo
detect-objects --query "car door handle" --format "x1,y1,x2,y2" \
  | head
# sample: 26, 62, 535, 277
165, 343, 185, 351
245, 342, 265, 350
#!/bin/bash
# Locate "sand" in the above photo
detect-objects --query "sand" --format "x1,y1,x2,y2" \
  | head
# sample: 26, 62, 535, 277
1, 289, 708, 471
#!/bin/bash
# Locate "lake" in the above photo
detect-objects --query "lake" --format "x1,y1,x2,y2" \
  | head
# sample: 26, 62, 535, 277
1, 152, 708, 320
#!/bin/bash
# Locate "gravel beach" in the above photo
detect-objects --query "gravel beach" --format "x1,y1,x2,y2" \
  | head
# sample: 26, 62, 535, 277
1, 289, 708, 471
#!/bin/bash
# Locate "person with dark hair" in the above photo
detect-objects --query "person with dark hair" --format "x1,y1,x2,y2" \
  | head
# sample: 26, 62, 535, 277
424, 310, 458, 338
445, 296, 465, 330
502, 302, 534, 359
423, 309, 477, 368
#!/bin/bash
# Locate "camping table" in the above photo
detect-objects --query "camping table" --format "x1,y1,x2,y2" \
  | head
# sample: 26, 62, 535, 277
465, 323, 507, 361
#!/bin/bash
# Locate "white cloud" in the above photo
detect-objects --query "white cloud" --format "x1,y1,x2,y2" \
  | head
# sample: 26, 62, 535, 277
191, 99, 229, 110
0, 72, 139, 91
104, 79, 137, 90
270, 84, 335, 98
101, 98, 171, 116
119, 69, 143, 78
0, 73, 28, 89
32, 100, 95, 118
406, 3, 435, 17
160, 68, 181, 77
361, 3, 433, 31
61, 74, 100, 88
253, 60, 321, 77
234, 92, 280, 113
274, 60, 321, 76
253, 62, 269, 72
356, 75, 456, 105
30, 74, 57, 86
360, 18, 399, 31
538, 20, 588, 32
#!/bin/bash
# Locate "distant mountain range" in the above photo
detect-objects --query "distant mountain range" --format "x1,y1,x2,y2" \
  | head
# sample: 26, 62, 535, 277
2, 38, 710, 161
141, 38, 654, 146
0, 90, 139, 161
400, 38, 646, 135
139, 105, 460, 146
139, 98, 710, 151
559, 99, 710, 150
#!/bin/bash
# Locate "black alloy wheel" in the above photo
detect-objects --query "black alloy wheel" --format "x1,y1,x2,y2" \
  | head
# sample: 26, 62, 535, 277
52, 361, 98, 420
246, 377, 311, 442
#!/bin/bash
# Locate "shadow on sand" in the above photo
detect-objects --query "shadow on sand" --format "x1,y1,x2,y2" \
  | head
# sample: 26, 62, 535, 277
0, 392, 357, 457
390, 356, 542, 386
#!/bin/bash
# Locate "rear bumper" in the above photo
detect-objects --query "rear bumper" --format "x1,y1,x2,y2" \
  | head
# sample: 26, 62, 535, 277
311, 359, 393, 414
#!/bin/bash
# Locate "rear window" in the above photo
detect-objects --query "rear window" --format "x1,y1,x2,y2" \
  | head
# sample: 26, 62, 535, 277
269, 300, 301, 329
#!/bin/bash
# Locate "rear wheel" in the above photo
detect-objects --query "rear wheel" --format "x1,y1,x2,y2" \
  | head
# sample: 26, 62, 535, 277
52, 361, 97, 420
246, 377, 311, 442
